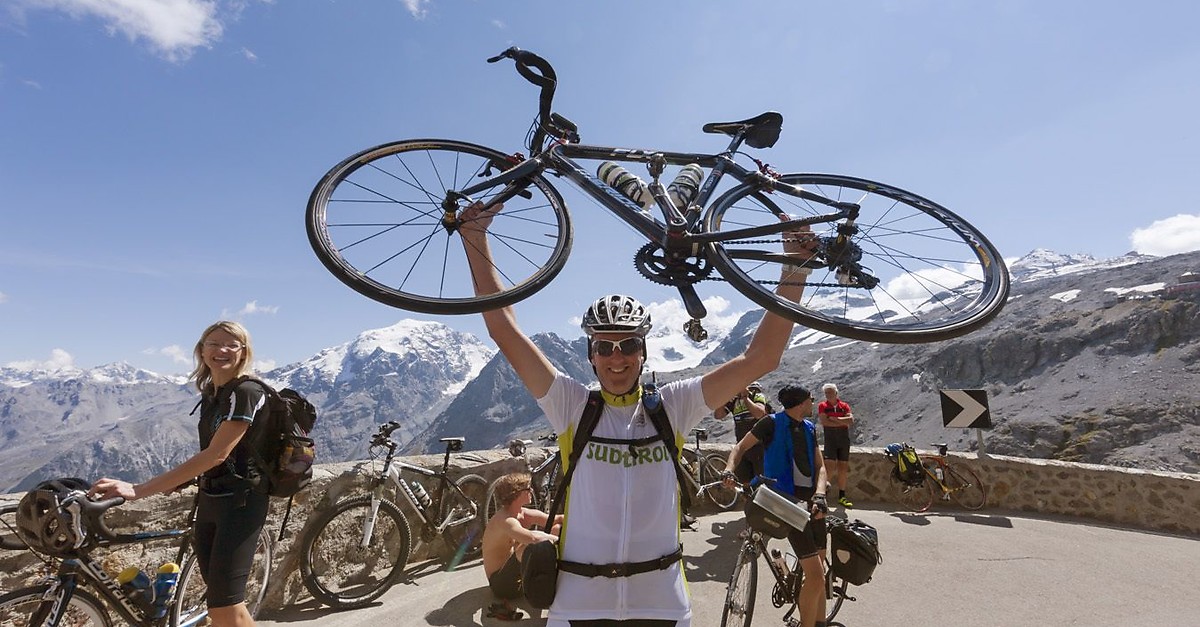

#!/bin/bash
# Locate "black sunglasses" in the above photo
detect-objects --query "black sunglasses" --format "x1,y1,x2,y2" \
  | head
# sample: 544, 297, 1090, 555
591, 337, 645, 357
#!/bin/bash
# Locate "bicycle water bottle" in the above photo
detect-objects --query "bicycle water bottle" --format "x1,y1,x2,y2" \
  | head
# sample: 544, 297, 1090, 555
117, 566, 155, 613
770, 548, 788, 574
667, 164, 703, 209
150, 562, 180, 619
411, 481, 432, 508
598, 162, 654, 212
934, 466, 944, 482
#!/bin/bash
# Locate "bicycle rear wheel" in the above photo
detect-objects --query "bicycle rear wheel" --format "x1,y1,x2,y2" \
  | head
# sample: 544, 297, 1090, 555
307, 139, 572, 313
720, 542, 758, 627
173, 525, 273, 626
944, 462, 987, 510
704, 174, 1009, 343
702, 453, 741, 510
441, 474, 488, 564
0, 585, 112, 627
299, 496, 412, 609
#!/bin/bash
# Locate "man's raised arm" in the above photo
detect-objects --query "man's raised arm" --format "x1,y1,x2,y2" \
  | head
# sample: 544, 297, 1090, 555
459, 202, 556, 398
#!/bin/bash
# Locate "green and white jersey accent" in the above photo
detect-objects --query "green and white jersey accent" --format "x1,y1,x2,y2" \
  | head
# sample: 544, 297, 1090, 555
538, 372, 709, 624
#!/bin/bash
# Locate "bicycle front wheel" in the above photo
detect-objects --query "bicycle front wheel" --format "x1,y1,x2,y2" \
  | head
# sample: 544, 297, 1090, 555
173, 525, 274, 626
307, 139, 572, 313
701, 453, 741, 510
720, 543, 758, 627
704, 174, 1009, 343
944, 462, 988, 510
441, 474, 488, 563
299, 496, 412, 609
892, 470, 934, 513
0, 585, 113, 627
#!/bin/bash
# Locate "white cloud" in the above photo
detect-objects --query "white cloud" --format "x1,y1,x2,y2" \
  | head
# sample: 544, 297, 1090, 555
238, 300, 279, 316
239, 46, 257, 62
21, 0, 224, 62
6, 348, 75, 370
0, 291, 7, 304
1130, 214, 1200, 256
400, 0, 429, 19
143, 344, 191, 364
253, 358, 276, 372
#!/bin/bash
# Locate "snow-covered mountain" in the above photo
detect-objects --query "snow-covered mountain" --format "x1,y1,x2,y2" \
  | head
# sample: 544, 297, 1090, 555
4, 248, 1198, 490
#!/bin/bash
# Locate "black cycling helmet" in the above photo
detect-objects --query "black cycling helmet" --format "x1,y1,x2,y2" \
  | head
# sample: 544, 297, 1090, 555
580, 294, 652, 337
15, 477, 91, 556
776, 384, 812, 410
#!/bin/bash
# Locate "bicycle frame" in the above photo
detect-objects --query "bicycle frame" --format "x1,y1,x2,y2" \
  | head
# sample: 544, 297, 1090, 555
19, 517, 190, 626
372, 441, 478, 538
446, 139, 855, 322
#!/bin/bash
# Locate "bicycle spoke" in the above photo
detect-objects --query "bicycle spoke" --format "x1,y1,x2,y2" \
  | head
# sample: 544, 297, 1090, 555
308, 139, 571, 314
706, 173, 1008, 343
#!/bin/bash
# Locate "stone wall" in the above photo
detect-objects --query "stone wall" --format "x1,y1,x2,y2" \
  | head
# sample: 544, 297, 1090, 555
2, 446, 1196, 614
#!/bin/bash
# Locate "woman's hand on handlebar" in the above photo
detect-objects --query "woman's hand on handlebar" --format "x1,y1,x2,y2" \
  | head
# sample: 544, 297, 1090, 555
89, 477, 138, 501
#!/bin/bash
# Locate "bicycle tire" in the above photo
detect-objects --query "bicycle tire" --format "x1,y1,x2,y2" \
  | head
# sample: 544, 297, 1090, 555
720, 542, 758, 627
441, 474, 488, 564
172, 524, 273, 626
483, 476, 503, 522
702, 453, 741, 510
825, 571, 848, 623
533, 455, 560, 513
704, 174, 1009, 343
307, 139, 573, 314
299, 496, 412, 610
0, 585, 113, 627
944, 462, 988, 510
892, 469, 934, 513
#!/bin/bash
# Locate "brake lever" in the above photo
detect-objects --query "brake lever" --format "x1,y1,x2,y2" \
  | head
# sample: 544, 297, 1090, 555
487, 47, 519, 63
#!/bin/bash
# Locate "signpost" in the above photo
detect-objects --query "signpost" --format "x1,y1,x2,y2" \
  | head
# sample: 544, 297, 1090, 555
940, 389, 992, 456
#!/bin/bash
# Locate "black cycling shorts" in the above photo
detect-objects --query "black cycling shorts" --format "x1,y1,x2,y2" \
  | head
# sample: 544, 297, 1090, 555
193, 488, 269, 608
787, 512, 828, 560
822, 427, 851, 462
488, 553, 523, 600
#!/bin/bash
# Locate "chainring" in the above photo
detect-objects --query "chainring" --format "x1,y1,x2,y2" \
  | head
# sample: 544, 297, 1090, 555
633, 243, 713, 286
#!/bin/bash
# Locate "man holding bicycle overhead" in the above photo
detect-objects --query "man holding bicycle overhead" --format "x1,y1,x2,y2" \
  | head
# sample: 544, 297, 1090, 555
460, 201, 815, 626
723, 384, 829, 627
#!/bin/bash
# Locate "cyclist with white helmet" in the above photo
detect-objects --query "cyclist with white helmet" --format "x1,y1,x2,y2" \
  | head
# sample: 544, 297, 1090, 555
459, 202, 816, 627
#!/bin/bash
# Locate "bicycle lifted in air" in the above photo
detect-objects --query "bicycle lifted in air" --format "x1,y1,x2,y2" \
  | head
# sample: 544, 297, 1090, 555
307, 47, 1009, 344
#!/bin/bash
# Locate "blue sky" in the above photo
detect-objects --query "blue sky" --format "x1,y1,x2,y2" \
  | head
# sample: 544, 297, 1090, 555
2, 0, 1199, 376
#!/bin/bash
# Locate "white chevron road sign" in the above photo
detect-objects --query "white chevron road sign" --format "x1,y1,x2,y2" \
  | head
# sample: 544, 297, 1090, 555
940, 389, 992, 429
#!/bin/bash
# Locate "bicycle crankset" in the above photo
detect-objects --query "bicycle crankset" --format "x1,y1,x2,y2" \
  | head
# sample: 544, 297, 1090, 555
633, 243, 713, 286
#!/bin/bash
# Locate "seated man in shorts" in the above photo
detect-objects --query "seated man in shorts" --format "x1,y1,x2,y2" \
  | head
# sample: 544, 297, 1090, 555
482, 472, 560, 620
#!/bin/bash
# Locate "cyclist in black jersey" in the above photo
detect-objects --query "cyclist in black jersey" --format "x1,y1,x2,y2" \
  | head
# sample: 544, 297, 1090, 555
91, 321, 268, 627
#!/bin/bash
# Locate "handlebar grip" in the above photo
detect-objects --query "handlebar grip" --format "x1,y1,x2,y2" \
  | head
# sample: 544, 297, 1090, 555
72, 494, 125, 541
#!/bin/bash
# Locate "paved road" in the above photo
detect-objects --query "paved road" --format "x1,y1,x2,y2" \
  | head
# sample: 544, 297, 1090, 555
258, 506, 1199, 626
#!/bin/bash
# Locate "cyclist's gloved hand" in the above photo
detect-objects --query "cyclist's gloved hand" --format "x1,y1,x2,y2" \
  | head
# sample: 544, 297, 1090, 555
720, 470, 738, 487
811, 493, 828, 516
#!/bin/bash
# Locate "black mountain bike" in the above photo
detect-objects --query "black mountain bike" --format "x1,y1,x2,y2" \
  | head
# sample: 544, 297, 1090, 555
0, 486, 272, 627
484, 434, 561, 519
298, 423, 486, 609
306, 47, 1009, 344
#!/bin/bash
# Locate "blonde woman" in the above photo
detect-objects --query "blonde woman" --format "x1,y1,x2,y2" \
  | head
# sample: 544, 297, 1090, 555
91, 321, 268, 627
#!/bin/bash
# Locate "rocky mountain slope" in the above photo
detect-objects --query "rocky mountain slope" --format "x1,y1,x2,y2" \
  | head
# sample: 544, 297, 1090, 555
2, 249, 1197, 491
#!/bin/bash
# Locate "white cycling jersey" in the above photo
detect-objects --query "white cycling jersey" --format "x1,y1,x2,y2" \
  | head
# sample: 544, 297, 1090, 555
538, 372, 709, 625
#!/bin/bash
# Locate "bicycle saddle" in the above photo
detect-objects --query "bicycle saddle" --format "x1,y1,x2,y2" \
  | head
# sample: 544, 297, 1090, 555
702, 111, 783, 149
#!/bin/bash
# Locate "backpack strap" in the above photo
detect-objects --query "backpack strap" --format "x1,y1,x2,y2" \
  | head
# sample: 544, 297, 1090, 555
542, 390, 604, 532
643, 393, 693, 513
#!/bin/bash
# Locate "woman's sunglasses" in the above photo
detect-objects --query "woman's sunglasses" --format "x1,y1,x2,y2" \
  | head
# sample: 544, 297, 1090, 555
591, 337, 645, 357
